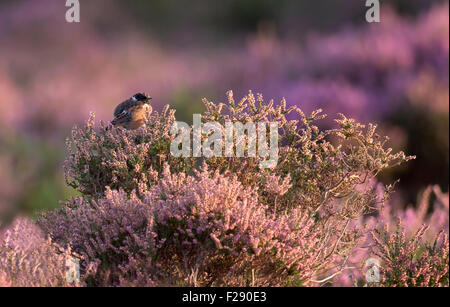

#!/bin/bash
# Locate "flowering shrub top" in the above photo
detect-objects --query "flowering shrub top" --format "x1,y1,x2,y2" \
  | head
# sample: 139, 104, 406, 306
66, 91, 414, 215
64, 106, 189, 197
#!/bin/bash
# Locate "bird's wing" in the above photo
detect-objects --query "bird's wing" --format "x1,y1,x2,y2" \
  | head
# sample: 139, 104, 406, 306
114, 99, 142, 117
113, 100, 127, 117
111, 110, 130, 125
114, 109, 129, 120
112, 104, 146, 125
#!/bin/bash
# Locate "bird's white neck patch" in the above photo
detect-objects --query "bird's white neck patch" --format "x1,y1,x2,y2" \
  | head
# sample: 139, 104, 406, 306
131, 96, 138, 102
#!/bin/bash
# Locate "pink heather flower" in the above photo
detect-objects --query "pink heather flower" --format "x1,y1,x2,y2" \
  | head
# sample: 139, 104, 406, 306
264, 173, 292, 196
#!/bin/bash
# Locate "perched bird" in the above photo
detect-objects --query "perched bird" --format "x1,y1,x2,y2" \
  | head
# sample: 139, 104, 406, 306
111, 93, 152, 129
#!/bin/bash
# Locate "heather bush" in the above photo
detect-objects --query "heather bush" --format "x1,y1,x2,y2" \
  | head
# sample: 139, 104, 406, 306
35, 91, 421, 286
200, 91, 414, 214
66, 91, 413, 212
64, 106, 192, 198
378, 185, 449, 239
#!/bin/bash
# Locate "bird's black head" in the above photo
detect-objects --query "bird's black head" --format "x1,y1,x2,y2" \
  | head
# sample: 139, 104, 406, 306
132, 92, 151, 102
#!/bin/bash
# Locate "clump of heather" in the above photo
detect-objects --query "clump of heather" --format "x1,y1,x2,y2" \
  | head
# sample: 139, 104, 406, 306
370, 219, 449, 287
149, 165, 327, 286
39, 165, 327, 286
0, 217, 77, 287
335, 184, 449, 286
200, 91, 414, 216
64, 106, 193, 198
38, 189, 159, 286
66, 90, 414, 214
36, 91, 419, 286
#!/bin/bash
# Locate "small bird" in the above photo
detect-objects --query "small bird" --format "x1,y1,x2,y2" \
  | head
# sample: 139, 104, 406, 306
111, 92, 152, 129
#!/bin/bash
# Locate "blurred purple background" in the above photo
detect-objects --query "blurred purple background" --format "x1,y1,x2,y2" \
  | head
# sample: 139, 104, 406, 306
0, 0, 448, 218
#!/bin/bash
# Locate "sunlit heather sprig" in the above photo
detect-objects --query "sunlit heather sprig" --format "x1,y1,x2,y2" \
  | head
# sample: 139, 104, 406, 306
0, 217, 78, 287
264, 173, 292, 196
263, 173, 292, 216
370, 218, 449, 287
